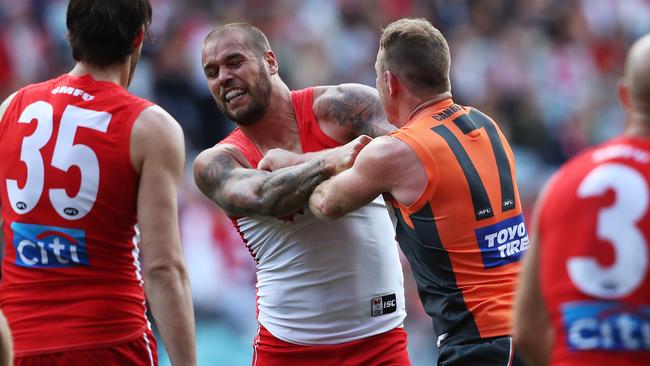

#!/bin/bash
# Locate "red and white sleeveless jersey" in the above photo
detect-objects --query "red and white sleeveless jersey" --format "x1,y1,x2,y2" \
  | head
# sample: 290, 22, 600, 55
0, 74, 153, 355
538, 136, 650, 365
219, 87, 406, 345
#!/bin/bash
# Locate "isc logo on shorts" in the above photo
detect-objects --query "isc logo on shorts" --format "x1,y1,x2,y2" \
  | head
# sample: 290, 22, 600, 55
371, 293, 397, 316
562, 301, 650, 351
474, 213, 528, 269
11, 222, 89, 268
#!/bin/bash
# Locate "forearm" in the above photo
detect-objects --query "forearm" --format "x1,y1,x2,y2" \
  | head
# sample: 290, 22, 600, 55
223, 158, 333, 217
310, 176, 373, 219
309, 179, 344, 219
144, 266, 196, 366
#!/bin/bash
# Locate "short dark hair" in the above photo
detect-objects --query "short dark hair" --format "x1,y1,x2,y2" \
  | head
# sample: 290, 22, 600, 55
204, 23, 271, 57
66, 0, 152, 68
379, 18, 450, 94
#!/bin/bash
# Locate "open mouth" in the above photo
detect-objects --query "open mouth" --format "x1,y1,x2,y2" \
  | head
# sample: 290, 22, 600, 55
224, 88, 247, 104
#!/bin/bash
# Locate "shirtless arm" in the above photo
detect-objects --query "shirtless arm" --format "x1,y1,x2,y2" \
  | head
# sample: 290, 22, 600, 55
309, 136, 426, 219
193, 136, 370, 217
132, 106, 195, 366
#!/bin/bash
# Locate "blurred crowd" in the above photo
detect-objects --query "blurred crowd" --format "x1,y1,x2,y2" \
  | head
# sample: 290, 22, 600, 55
1, 0, 649, 364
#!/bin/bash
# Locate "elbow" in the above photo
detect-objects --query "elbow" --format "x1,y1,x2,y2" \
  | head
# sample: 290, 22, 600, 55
143, 262, 190, 288
192, 159, 212, 198
309, 195, 343, 220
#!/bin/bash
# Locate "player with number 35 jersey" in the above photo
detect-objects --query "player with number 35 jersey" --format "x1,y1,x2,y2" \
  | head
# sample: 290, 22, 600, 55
0, 1, 195, 365
0, 72, 154, 354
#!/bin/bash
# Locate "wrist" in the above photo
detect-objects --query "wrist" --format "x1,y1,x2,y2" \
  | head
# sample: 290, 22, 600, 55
317, 156, 337, 177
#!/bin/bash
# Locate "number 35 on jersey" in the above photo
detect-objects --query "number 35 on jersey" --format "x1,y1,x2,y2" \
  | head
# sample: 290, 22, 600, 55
6, 101, 112, 220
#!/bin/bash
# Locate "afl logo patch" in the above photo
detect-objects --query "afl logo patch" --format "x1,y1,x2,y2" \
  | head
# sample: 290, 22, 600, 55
64, 207, 79, 216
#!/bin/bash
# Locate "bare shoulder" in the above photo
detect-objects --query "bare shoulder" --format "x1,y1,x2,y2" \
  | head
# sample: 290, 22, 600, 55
312, 83, 380, 121
312, 83, 392, 139
0, 92, 17, 125
131, 105, 185, 174
133, 104, 183, 138
313, 83, 378, 107
358, 135, 427, 206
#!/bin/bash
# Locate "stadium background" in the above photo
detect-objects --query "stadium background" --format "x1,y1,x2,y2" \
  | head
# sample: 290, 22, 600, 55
0, 0, 649, 364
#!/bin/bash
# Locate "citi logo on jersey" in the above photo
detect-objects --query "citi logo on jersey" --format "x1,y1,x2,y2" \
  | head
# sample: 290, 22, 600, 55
11, 222, 89, 268
474, 213, 529, 269
562, 301, 650, 351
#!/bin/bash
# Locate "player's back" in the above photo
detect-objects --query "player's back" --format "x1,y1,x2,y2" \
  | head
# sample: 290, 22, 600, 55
0, 73, 153, 355
538, 136, 650, 365
388, 98, 526, 346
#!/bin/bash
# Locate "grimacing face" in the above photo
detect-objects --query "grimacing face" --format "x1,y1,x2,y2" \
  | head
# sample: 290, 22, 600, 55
201, 32, 273, 126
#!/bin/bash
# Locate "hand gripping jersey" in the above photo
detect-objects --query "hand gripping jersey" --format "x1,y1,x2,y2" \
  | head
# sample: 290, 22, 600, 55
0, 74, 154, 355
219, 87, 406, 345
388, 98, 525, 346
538, 136, 650, 366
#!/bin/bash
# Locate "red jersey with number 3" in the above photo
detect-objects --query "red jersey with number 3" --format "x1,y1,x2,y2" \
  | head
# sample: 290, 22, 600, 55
0, 74, 154, 356
538, 136, 650, 365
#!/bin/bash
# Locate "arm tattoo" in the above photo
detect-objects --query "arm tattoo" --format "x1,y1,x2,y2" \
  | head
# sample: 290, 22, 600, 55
197, 153, 332, 217
322, 87, 393, 138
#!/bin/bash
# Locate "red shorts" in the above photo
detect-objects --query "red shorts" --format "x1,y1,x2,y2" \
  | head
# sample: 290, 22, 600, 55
14, 329, 158, 366
252, 326, 411, 366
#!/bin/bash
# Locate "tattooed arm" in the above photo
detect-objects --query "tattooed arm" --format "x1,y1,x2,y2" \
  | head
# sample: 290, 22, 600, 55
193, 136, 370, 217
313, 83, 395, 141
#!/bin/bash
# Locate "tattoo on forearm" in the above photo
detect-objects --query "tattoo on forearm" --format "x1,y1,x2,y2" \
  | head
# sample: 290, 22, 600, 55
198, 153, 331, 217
255, 160, 330, 217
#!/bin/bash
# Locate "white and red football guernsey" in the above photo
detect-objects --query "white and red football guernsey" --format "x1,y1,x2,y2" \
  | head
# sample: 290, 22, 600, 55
538, 136, 650, 366
0, 74, 155, 356
220, 87, 406, 345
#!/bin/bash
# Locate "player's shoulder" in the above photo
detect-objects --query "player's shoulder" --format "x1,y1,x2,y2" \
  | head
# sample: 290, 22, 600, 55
135, 104, 180, 131
313, 83, 377, 102
312, 84, 378, 113
545, 137, 635, 195
132, 105, 183, 151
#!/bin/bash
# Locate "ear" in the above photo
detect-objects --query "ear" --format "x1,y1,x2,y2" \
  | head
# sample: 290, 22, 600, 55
386, 71, 399, 96
618, 78, 630, 111
265, 50, 279, 75
132, 26, 145, 50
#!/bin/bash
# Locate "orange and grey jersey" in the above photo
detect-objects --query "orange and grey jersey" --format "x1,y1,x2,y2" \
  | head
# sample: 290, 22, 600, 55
388, 98, 526, 346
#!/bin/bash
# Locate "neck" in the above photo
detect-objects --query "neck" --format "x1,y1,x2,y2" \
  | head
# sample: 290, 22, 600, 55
624, 110, 650, 138
238, 78, 301, 153
408, 93, 453, 120
68, 57, 133, 88
398, 91, 452, 125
